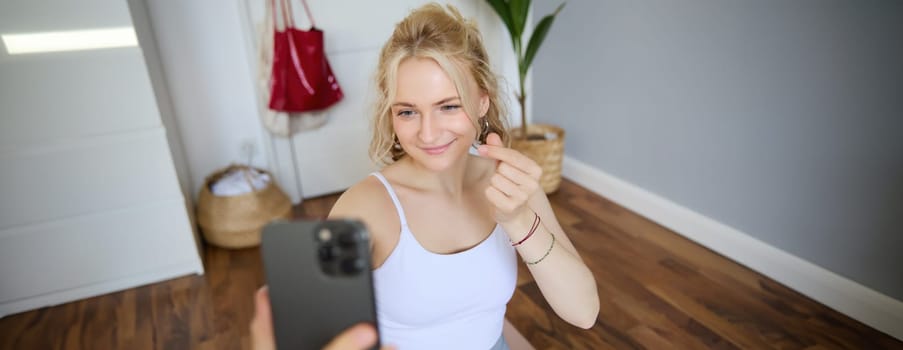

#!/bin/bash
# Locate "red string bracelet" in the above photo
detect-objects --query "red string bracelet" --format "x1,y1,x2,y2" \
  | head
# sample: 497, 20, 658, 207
511, 212, 540, 246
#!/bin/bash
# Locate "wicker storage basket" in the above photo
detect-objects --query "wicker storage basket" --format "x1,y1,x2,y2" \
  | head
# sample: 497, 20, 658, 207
509, 124, 565, 193
197, 165, 292, 248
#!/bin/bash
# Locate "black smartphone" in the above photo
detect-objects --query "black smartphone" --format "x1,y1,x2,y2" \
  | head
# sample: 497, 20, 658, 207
261, 219, 379, 350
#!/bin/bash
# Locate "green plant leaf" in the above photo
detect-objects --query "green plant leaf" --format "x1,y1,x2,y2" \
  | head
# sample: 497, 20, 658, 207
510, 0, 531, 39
523, 2, 565, 71
486, 0, 517, 50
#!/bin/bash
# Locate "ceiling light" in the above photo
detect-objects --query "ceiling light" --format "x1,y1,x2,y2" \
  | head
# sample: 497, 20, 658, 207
2, 27, 138, 55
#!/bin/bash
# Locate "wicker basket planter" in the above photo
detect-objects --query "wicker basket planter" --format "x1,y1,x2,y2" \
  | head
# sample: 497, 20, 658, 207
509, 124, 565, 193
196, 165, 292, 249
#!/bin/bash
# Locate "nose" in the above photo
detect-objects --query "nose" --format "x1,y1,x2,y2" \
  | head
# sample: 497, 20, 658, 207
418, 112, 440, 144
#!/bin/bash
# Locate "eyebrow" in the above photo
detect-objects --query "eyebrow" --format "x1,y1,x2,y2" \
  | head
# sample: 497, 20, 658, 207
391, 96, 460, 108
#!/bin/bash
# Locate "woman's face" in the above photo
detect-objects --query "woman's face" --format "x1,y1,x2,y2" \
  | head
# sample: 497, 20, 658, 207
390, 57, 487, 171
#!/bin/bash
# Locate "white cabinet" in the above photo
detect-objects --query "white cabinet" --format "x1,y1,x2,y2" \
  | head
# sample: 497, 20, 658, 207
0, 0, 203, 318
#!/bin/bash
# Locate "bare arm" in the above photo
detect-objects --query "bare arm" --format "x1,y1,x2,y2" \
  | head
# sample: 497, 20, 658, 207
480, 133, 599, 329
505, 192, 599, 329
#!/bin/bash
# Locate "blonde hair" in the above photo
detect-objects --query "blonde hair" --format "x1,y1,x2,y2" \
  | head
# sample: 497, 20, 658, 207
369, 3, 509, 165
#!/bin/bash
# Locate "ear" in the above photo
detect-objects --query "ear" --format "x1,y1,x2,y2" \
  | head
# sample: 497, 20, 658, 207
479, 93, 490, 117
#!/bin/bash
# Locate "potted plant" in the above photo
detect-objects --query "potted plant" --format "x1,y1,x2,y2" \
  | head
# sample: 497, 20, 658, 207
487, 0, 566, 193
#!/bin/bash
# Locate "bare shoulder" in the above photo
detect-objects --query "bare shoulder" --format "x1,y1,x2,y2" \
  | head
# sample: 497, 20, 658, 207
328, 175, 399, 248
329, 176, 385, 218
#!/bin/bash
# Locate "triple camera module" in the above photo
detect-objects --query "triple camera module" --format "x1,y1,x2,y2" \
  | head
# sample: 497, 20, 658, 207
314, 221, 368, 277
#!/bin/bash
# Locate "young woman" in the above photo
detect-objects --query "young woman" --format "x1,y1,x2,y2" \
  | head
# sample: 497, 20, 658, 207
252, 4, 599, 350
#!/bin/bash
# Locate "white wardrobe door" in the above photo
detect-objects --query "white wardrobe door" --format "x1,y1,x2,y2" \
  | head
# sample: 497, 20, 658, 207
0, 0, 202, 317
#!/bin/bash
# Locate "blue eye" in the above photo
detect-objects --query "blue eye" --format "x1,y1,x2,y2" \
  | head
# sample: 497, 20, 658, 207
441, 105, 461, 111
396, 110, 415, 117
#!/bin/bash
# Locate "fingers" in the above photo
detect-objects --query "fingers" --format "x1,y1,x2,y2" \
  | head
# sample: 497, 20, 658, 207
480, 132, 542, 223
488, 162, 540, 199
323, 323, 384, 350
250, 286, 276, 350
497, 162, 540, 189
490, 173, 523, 200
485, 186, 519, 214
478, 137, 541, 180
485, 132, 503, 147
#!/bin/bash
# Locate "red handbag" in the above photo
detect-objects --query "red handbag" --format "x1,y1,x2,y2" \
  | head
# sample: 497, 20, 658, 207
268, 0, 343, 112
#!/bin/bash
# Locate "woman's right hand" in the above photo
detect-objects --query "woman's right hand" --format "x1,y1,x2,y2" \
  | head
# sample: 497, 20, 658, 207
250, 286, 393, 350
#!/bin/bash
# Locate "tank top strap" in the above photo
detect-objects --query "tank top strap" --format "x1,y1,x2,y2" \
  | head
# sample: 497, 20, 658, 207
370, 172, 409, 227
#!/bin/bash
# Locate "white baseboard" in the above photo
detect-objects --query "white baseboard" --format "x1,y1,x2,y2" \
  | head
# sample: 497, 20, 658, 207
0, 261, 202, 319
561, 156, 903, 341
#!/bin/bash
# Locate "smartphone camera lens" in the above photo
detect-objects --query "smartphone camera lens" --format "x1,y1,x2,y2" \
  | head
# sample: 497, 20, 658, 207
319, 244, 340, 261
340, 257, 366, 274
338, 230, 360, 247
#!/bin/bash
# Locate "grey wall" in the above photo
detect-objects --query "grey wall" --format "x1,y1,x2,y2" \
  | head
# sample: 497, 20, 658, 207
532, 0, 903, 300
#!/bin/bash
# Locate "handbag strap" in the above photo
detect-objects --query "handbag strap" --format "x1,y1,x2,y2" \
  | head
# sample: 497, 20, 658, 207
272, 0, 317, 29
298, 0, 316, 28
270, 0, 292, 30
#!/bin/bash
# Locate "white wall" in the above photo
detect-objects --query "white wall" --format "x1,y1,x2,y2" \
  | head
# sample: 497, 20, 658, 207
142, 0, 269, 201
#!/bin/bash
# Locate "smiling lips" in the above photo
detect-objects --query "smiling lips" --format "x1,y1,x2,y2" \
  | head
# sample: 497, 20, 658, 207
419, 139, 456, 155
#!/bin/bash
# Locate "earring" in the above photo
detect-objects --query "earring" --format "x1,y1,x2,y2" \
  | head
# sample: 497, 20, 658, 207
472, 116, 490, 149
393, 136, 402, 150
479, 116, 490, 142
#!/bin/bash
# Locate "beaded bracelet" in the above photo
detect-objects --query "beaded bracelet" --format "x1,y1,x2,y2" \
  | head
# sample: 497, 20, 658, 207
525, 232, 555, 265
511, 212, 540, 247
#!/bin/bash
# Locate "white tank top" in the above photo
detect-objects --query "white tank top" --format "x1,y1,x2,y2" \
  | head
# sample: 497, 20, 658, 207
370, 172, 518, 349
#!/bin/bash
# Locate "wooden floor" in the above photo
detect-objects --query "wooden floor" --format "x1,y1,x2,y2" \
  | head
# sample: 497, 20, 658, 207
1, 179, 900, 349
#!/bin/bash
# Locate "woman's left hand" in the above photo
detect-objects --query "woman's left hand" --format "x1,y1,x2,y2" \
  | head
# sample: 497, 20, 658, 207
478, 132, 543, 224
